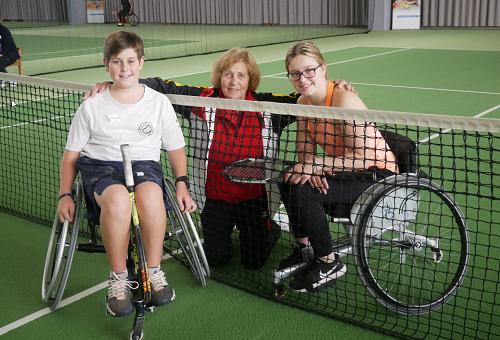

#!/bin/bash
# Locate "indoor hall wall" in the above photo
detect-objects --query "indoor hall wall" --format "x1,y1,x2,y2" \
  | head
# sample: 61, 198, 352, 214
0, 0, 367, 26
422, 0, 500, 27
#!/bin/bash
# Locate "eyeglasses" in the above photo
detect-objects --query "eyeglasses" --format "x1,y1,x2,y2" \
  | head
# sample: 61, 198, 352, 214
287, 64, 322, 82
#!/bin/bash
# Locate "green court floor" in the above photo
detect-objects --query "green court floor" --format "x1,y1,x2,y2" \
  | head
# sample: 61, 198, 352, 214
2, 28, 500, 340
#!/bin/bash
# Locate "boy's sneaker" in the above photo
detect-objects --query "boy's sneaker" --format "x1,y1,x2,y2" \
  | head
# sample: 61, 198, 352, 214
117, 22, 123, 26
149, 270, 176, 307
106, 272, 138, 317
278, 243, 314, 270
289, 254, 346, 293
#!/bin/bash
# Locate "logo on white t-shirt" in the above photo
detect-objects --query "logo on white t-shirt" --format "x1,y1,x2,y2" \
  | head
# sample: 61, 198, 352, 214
138, 121, 154, 137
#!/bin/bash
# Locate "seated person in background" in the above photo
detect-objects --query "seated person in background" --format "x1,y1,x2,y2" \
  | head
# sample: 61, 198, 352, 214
83, 47, 356, 270
117, 0, 133, 26
0, 14, 21, 87
279, 41, 399, 293
58, 31, 196, 317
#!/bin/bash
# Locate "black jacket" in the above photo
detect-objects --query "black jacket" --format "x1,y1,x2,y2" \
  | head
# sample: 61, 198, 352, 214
0, 25, 20, 60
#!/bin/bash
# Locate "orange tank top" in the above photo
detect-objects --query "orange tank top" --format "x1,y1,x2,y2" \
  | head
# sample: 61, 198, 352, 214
306, 81, 399, 173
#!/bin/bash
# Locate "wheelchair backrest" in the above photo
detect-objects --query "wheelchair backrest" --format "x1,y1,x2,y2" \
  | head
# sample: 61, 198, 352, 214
378, 130, 418, 174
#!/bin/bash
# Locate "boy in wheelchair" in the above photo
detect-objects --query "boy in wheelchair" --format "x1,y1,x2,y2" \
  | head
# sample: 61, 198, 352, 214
57, 31, 196, 317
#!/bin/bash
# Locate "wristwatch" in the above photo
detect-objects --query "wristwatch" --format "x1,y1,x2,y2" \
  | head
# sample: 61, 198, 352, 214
175, 176, 190, 190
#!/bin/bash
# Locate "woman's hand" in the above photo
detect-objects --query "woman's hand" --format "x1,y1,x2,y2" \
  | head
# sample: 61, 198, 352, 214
284, 163, 330, 194
82, 82, 111, 101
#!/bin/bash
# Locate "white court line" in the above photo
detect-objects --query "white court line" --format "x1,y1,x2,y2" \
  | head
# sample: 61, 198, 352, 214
350, 82, 500, 96
156, 46, 360, 80
262, 48, 410, 78
419, 103, 500, 144
0, 251, 175, 336
0, 282, 107, 336
0, 114, 71, 130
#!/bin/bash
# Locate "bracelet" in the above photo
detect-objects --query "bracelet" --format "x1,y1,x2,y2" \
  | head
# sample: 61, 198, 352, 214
58, 193, 71, 201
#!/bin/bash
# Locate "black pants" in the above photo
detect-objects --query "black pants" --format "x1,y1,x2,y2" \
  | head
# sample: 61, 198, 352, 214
201, 195, 281, 270
118, 9, 129, 22
0, 55, 16, 73
280, 168, 395, 258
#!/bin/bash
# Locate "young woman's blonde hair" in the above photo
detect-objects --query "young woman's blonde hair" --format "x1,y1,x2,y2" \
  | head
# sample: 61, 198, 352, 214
285, 41, 327, 74
210, 47, 261, 92
103, 31, 144, 63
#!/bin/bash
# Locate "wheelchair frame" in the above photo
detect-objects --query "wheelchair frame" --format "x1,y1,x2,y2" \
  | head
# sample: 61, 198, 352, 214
42, 177, 209, 339
125, 12, 139, 26
272, 130, 470, 316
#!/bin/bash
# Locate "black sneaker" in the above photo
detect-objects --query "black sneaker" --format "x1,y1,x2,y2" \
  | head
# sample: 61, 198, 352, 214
106, 272, 138, 317
278, 243, 313, 270
149, 270, 176, 307
289, 254, 346, 293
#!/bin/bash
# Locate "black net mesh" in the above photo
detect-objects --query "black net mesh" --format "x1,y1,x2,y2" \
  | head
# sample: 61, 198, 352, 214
1, 74, 499, 340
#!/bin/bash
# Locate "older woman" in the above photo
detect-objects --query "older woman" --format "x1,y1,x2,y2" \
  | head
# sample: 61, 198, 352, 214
84, 47, 355, 270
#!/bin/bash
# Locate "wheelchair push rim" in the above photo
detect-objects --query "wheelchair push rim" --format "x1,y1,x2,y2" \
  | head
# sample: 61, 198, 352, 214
42, 182, 82, 310
352, 175, 469, 315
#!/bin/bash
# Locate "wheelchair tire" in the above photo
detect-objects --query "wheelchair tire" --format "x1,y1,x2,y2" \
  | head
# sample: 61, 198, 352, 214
42, 182, 83, 310
352, 175, 469, 315
164, 178, 210, 287
128, 13, 139, 26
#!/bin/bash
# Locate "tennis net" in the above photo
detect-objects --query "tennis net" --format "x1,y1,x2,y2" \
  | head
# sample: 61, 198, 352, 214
1, 73, 499, 340
3, 0, 370, 75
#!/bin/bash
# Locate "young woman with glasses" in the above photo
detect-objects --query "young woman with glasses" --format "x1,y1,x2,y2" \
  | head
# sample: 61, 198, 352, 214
278, 41, 399, 293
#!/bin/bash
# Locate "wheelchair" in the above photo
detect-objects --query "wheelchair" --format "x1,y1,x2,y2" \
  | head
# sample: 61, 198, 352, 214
272, 130, 470, 316
125, 12, 139, 26
42, 176, 209, 339
113, 11, 139, 26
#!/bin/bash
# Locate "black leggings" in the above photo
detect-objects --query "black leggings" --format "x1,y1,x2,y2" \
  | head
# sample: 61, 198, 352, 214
279, 168, 395, 258
0, 55, 16, 73
201, 196, 281, 270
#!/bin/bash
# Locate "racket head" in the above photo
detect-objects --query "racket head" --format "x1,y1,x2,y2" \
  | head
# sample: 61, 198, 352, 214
223, 158, 295, 184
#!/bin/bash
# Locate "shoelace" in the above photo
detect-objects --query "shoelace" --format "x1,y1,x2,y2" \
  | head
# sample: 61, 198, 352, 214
108, 276, 139, 300
149, 270, 168, 291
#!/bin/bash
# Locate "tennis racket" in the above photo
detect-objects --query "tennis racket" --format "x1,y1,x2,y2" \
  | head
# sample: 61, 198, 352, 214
223, 158, 296, 184
120, 144, 151, 304
223, 158, 377, 184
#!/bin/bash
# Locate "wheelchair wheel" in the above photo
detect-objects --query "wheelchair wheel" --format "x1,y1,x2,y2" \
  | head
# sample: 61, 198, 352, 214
42, 182, 83, 310
164, 178, 210, 287
128, 13, 139, 26
352, 175, 469, 315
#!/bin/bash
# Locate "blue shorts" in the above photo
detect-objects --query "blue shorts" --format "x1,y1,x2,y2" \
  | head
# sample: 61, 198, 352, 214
76, 157, 172, 220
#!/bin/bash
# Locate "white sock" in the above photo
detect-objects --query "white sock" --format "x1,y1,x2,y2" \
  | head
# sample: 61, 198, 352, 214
148, 265, 161, 275
112, 270, 128, 280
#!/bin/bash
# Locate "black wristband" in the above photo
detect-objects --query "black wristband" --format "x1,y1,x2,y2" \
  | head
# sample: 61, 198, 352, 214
175, 176, 190, 190
58, 193, 71, 201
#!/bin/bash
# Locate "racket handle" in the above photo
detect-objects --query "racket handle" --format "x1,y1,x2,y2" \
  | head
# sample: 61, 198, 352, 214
120, 144, 134, 187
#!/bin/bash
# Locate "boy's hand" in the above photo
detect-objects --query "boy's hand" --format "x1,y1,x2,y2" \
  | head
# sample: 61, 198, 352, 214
175, 186, 197, 214
57, 197, 75, 223
82, 82, 111, 101
334, 79, 358, 95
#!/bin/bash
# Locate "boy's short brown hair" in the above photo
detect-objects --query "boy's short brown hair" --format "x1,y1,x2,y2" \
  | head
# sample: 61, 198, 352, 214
103, 31, 144, 63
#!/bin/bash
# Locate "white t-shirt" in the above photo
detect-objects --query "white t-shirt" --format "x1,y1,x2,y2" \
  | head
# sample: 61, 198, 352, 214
66, 85, 185, 161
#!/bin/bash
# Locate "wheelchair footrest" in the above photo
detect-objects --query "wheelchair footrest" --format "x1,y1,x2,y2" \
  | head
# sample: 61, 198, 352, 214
77, 243, 106, 253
